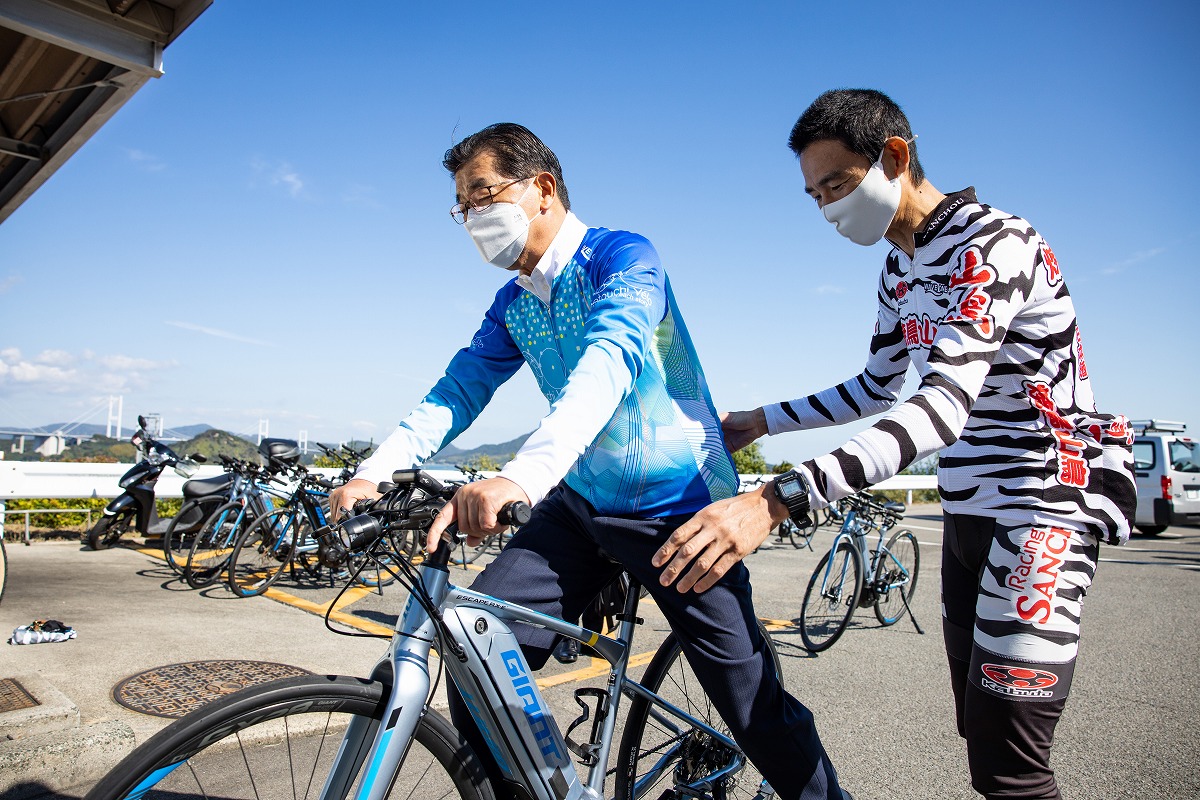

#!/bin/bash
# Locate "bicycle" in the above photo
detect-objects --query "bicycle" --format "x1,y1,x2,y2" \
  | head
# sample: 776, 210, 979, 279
86, 468, 783, 800
162, 454, 243, 575
226, 466, 412, 597
799, 491, 924, 652
183, 459, 294, 589
0, 528, 7, 605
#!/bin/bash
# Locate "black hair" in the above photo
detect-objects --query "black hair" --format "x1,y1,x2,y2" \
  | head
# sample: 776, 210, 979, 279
443, 122, 571, 211
788, 89, 925, 185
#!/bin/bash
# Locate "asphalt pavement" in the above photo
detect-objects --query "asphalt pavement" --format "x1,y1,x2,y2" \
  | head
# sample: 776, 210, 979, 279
0, 505, 1197, 799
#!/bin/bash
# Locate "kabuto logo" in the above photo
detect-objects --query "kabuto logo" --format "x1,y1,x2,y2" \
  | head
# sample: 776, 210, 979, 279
896, 281, 909, 300
980, 663, 1058, 698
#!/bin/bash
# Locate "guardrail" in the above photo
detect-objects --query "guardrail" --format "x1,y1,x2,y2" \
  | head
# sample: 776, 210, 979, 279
0, 462, 938, 538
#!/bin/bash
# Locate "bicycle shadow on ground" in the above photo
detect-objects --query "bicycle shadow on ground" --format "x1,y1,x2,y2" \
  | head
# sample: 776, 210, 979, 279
135, 566, 199, 593
347, 608, 400, 628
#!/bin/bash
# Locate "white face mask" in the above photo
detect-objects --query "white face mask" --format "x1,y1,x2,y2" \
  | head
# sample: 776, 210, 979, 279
463, 181, 536, 269
821, 146, 903, 246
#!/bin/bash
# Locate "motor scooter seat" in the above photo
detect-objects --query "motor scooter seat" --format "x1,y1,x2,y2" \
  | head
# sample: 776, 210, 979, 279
183, 473, 234, 499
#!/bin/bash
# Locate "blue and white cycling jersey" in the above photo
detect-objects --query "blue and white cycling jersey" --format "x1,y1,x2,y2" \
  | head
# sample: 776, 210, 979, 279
356, 219, 737, 518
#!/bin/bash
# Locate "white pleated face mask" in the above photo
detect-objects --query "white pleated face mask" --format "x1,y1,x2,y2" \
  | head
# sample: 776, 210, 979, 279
821, 145, 904, 246
463, 181, 536, 269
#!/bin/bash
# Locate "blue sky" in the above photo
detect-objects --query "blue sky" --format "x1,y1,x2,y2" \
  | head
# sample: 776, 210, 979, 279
2, 1, 1198, 465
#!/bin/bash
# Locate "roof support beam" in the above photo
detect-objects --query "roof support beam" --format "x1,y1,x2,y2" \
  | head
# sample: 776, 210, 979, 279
0, 135, 45, 161
0, 0, 164, 77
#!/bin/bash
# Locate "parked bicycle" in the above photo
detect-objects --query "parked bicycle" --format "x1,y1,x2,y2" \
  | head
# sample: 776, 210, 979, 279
799, 491, 924, 652
86, 468, 783, 800
182, 439, 300, 589
161, 454, 244, 575
226, 461, 411, 597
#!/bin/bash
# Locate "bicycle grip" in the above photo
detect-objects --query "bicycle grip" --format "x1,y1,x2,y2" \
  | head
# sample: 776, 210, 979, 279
497, 501, 531, 527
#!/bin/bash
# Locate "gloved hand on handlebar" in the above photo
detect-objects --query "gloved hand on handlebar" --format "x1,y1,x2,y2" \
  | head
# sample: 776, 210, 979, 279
426, 476, 530, 554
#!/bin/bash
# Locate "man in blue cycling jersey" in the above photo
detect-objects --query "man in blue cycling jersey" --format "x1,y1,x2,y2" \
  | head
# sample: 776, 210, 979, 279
331, 123, 848, 800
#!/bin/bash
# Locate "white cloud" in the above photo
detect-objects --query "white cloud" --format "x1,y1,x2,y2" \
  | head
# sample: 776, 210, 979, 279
1102, 247, 1166, 275
0, 274, 21, 294
35, 349, 75, 367
0, 348, 174, 396
251, 157, 307, 199
99, 354, 176, 371
165, 320, 275, 347
341, 183, 383, 210
813, 284, 845, 295
126, 148, 166, 172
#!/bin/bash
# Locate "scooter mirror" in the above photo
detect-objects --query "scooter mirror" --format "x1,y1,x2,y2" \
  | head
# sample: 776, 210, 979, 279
191, 453, 207, 463
137, 415, 148, 429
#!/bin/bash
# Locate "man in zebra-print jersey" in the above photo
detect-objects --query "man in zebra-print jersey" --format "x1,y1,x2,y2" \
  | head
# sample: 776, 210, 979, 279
653, 90, 1135, 799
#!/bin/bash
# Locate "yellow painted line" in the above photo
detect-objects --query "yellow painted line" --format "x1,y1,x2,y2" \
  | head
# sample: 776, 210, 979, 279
262, 585, 395, 637
758, 616, 801, 632
536, 650, 657, 689
331, 586, 374, 612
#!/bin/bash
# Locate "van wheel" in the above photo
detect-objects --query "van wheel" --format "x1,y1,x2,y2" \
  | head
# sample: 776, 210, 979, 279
1135, 524, 1167, 536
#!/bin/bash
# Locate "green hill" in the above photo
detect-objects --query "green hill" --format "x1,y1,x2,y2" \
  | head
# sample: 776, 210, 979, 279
176, 429, 262, 464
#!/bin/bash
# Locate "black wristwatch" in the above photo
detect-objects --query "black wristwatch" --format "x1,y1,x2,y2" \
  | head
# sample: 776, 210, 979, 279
772, 470, 813, 528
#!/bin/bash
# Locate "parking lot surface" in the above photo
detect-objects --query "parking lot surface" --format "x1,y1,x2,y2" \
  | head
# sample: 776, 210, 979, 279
0, 505, 1197, 799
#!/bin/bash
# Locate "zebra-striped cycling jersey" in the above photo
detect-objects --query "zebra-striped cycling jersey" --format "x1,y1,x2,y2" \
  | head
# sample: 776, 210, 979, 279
764, 189, 1135, 544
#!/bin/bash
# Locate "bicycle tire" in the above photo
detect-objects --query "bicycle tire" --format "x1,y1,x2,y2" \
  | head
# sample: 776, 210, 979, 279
163, 496, 225, 575
83, 674, 495, 800
185, 500, 246, 589
615, 622, 782, 799
86, 510, 134, 551
800, 538, 862, 652
873, 528, 920, 626
227, 508, 305, 598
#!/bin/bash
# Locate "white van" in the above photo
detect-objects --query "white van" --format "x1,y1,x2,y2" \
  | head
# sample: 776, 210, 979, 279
1131, 420, 1200, 535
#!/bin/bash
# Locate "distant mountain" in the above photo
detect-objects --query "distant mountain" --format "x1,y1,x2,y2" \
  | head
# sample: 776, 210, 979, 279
426, 433, 531, 467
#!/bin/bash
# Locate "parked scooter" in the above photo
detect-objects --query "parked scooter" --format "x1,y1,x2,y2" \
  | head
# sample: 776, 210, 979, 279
86, 416, 221, 550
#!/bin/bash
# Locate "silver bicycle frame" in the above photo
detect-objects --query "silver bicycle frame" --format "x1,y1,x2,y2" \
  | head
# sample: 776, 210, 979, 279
318, 559, 750, 800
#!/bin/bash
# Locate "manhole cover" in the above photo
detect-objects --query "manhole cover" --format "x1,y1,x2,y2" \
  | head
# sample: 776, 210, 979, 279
113, 660, 311, 718
0, 678, 39, 713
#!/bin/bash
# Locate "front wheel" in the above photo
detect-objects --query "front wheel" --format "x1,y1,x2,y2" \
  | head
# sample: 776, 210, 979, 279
86, 510, 135, 550
226, 508, 305, 597
83, 675, 495, 800
873, 529, 920, 626
800, 538, 862, 652
185, 501, 246, 589
615, 622, 781, 799
1135, 524, 1167, 536
163, 496, 226, 575
0, 536, 7, 605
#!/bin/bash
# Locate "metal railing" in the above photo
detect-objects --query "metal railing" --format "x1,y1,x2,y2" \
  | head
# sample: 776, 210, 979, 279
0, 504, 95, 545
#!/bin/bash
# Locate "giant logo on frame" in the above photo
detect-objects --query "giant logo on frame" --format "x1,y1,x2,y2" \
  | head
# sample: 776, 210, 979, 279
980, 663, 1058, 699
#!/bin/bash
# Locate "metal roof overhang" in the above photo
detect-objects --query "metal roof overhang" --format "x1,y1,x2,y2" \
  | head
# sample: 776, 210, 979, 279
0, 0, 211, 224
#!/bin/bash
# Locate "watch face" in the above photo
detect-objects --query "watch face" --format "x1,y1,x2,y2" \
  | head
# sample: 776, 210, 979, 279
777, 478, 802, 500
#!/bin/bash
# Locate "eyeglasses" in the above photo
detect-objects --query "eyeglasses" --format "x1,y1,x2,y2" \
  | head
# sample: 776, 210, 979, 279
450, 176, 533, 224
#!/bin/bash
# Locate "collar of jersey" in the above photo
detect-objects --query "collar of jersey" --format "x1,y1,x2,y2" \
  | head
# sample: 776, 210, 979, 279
517, 212, 588, 304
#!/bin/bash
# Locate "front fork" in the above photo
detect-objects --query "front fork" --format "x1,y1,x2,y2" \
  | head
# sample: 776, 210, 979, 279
320, 568, 448, 800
